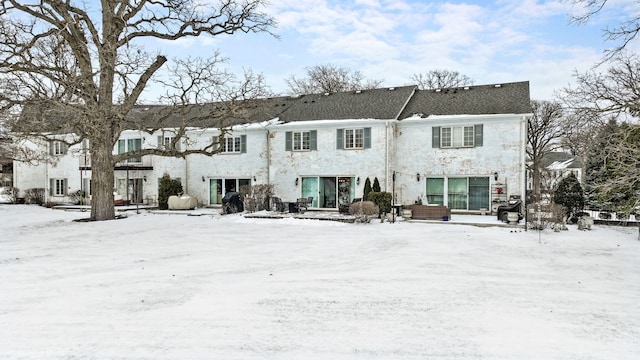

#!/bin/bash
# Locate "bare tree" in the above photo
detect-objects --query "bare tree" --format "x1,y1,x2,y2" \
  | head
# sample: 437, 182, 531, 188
560, 54, 640, 221
286, 64, 383, 95
527, 100, 565, 202
567, 0, 640, 60
561, 53, 640, 119
410, 70, 473, 90
0, 1, 275, 221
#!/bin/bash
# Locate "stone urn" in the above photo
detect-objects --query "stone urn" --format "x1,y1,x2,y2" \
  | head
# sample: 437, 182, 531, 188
507, 212, 520, 225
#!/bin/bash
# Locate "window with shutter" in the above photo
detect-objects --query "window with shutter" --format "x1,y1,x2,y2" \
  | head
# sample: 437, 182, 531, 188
339, 127, 370, 150
438, 125, 483, 148
221, 135, 244, 153
50, 178, 67, 196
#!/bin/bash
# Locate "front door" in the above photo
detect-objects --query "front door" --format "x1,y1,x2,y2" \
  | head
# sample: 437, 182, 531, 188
128, 178, 144, 204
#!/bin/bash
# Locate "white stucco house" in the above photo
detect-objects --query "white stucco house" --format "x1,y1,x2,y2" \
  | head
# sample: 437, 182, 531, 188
12, 81, 532, 213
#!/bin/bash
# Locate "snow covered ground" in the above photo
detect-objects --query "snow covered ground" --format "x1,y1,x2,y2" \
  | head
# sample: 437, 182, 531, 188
1, 205, 639, 359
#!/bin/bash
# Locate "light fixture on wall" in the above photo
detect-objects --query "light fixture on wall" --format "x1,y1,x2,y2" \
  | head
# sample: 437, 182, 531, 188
295, 177, 299, 186
494, 172, 498, 181
416, 173, 421, 182
356, 177, 360, 185
253, 176, 257, 182
143, 176, 147, 182
201, 176, 205, 182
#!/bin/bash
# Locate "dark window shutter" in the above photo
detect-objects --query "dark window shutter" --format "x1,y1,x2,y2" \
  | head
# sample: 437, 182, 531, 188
157, 136, 163, 149
49, 178, 54, 196
336, 129, 344, 150
285, 131, 292, 151
474, 124, 483, 147
63, 179, 68, 196
310, 130, 317, 150
364, 127, 371, 148
49, 142, 54, 155
240, 135, 247, 153
211, 136, 219, 151
61, 143, 68, 154
432, 126, 441, 148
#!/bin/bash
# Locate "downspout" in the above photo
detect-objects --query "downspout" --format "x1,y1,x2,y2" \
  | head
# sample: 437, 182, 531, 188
266, 129, 271, 185
387, 85, 417, 194
385, 121, 389, 192
522, 114, 530, 231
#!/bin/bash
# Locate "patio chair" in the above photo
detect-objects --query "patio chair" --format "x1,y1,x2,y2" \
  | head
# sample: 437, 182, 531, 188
297, 197, 309, 212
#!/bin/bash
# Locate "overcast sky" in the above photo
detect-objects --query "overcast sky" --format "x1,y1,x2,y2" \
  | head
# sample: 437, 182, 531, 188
150, 0, 639, 101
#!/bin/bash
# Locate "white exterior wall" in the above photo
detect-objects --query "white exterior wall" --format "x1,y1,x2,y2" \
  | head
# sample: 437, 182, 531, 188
184, 127, 268, 206
267, 119, 393, 203
12, 114, 528, 210
395, 114, 527, 208
13, 139, 88, 204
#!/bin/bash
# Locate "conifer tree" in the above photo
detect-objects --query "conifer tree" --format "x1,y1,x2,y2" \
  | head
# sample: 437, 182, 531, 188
372, 177, 381, 193
363, 178, 372, 201
553, 173, 585, 218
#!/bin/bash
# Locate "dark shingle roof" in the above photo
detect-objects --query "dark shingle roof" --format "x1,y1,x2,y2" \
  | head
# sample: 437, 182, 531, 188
15, 82, 532, 133
278, 85, 417, 122
398, 81, 531, 119
131, 96, 298, 130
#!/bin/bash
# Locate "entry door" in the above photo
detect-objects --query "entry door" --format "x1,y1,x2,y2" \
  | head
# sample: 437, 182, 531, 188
301, 177, 319, 208
337, 177, 354, 207
128, 178, 144, 204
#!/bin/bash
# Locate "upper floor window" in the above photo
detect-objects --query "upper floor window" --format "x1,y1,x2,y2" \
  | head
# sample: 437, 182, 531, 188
49, 140, 68, 156
117, 138, 142, 163
219, 135, 246, 154
157, 135, 181, 151
432, 124, 483, 148
285, 130, 317, 151
336, 127, 371, 150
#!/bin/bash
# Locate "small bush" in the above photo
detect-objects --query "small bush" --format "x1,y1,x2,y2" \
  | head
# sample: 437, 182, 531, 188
349, 200, 379, 215
241, 184, 273, 212
158, 174, 183, 210
367, 191, 392, 217
69, 190, 87, 205
25, 188, 45, 205
349, 200, 379, 223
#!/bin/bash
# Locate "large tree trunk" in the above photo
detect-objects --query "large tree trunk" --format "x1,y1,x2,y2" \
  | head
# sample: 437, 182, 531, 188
90, 137, 115, 221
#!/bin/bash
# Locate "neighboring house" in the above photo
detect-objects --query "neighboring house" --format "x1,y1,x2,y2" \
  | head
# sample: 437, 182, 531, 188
12, 81, 532, 213
526, 152, 583, 198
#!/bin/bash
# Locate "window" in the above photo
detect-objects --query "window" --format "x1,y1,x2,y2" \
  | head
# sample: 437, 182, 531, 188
432, 125, 483, 148
117, 138, 142, 163
286, 131, 317, 151
49, 178, 67, 197
294, 131, 309, 150
448, 178, 468, 210
426, 178, 444, 205
220, 135, 246, 154
442, 126, 473, 147
157, 135, 181, 151
345, 128, 363, 149
208, 178, 251, 204
426, 176, 490, 210
336, 128, 371, 149
49, 141, 68, 156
